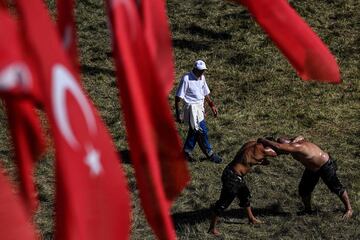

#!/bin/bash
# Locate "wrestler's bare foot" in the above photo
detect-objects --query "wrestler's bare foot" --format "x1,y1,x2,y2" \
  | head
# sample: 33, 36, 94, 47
208, 228, 221, 236
342, 209, 353, 220
249, 217, 263, 224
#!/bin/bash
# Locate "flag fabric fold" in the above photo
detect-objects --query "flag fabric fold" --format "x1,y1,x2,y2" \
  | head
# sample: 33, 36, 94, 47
0, 9, 35, 99
237, 0, 341, 83
0, 0, 6, 9
105, 0, 189, 239
6, 101, 45, 213
0, 8, 45, 214
56, 0, 80, 71
15, 0, 131, 239
139, 0, 175, 93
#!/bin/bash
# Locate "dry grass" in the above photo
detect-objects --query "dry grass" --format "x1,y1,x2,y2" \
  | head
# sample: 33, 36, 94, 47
0, 0, 359, 239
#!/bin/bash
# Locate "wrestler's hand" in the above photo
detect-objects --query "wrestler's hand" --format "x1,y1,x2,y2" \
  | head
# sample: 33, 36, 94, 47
342, 209, 353, 220
249, 217, 264, 224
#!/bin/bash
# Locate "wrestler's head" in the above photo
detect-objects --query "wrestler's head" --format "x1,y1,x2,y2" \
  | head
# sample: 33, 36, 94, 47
277, 137, 291, 144
264, 136, 276, 142
262, 145, 277, 157
291, 135, 305, 143
277, 135, 305, 144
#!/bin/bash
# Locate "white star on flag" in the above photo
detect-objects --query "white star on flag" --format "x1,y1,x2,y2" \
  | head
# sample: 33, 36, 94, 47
85, 147, 103, 176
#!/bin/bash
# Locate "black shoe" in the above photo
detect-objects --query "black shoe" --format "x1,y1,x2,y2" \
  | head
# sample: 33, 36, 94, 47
209, 153, 223, 164
184, 152, 196, 162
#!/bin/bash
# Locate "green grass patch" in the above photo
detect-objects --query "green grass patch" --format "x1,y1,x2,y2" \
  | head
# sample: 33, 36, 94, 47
0, 0, 359, 239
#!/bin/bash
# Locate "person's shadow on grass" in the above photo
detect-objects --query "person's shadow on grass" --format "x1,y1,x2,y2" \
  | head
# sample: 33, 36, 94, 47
172, 203, 291, 229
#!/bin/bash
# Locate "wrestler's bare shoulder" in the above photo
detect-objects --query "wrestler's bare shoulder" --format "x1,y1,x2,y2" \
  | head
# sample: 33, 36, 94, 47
298, 141, 323, 152
233, 141, 256, 162
235, 141, 255, 153
244, 141, 256, 148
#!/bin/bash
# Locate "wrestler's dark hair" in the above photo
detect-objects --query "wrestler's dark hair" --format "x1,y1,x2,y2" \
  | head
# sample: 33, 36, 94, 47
264, 136, 276, 141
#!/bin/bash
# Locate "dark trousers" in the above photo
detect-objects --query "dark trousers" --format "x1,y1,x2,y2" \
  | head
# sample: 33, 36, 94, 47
213, 166, 251, 215
299, 158, 345, 198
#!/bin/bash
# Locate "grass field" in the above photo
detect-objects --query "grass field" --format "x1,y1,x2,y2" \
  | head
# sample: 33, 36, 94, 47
0, 0, 359, 239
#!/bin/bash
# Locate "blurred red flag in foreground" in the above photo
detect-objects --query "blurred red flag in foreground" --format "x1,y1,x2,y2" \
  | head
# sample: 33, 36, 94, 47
0, 8, 45, 214
15, 0, 131, 239
6, 101, 45, 213
238, 0, 341, 83
0, 167, 37, 239
106, 0, 189, 239
139, 0, 175, 93
56, 0, 79, 71
0, 0, 6, 8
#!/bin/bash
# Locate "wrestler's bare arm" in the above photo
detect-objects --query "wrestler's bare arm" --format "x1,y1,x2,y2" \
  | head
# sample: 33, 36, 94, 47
258, 138, 303, 154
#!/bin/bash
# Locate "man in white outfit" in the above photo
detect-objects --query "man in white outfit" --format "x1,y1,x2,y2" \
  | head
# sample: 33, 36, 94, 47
175, 60, 222, 163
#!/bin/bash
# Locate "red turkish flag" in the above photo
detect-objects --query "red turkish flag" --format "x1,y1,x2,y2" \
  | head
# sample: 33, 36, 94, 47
56, 0, 79, 71
0, 0, 6, 9
238, 0, 340, 83
0, 9, 45, 213
139, 0, 175, 93
0, 9, 37, 99
0, 167, 37, 240
15, 0, 131, 239
106, 1, 189, 239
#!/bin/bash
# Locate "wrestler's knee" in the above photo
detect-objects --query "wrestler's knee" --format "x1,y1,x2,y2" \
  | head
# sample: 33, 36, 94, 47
239, 192, 251, 208
298, 183, 311, 198
330, 185, 345, 197
323, 174, 345, 197
212, 201, 227, 215
239, 200, 250, 208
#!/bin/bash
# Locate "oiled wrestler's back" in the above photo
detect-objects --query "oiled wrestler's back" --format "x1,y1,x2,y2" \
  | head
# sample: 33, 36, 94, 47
230, 141, 257, 166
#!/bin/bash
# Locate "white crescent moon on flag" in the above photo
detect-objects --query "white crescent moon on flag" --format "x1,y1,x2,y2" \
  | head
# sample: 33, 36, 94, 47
0, 63, 31, 92
52, 64, 97, 148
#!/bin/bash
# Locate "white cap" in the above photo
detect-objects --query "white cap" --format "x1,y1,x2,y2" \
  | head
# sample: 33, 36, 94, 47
194, 60, 207, 70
